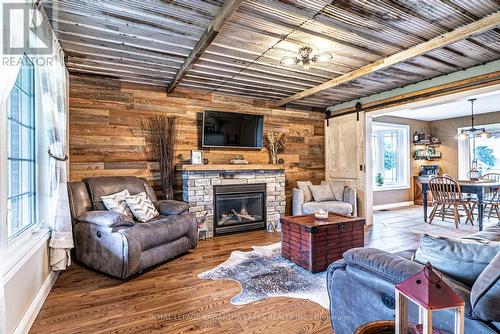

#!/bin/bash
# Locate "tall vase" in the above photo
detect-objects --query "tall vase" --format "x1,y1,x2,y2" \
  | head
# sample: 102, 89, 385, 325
271, 152, 277, 164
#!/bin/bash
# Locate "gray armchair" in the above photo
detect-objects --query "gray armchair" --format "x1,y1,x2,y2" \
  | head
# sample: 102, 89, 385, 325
327, 226, 500, 333
68, 176, 198, 279
292, 180, 357, 216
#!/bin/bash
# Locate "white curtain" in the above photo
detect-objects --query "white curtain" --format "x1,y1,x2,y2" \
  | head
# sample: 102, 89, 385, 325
34, 3, 74, 271
458, 136, 471, 180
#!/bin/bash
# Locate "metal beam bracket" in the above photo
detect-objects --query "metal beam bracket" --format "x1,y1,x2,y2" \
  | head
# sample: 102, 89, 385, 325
326, 109, 331, 126
355, 102, 362, 121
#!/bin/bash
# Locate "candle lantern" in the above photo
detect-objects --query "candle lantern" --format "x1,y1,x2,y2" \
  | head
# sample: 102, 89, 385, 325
395, 262, 464, 334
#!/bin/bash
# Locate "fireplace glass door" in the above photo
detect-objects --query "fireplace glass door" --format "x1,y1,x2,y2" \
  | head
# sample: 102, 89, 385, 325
213, 184, 266, 235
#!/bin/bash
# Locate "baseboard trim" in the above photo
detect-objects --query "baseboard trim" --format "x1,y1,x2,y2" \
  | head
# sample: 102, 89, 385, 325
373, 201, 414, 211
12, 271, 59, 334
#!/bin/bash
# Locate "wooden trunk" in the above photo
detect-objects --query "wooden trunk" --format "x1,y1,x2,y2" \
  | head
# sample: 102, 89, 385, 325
281, 214, 365, 273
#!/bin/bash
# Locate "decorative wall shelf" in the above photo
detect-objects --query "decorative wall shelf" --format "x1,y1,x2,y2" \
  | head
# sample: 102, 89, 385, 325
413, 149, 442, 161
412, 135, 442, 161
413, 141, 441, 146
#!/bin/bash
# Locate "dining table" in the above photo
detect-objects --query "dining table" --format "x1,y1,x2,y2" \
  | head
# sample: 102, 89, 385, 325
418, 176, 500, 231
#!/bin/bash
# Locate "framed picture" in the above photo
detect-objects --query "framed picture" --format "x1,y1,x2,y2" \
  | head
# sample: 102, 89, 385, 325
191, 150, 203, 165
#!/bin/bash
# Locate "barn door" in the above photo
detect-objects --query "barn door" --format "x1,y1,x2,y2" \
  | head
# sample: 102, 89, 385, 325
325, 112, 372, 224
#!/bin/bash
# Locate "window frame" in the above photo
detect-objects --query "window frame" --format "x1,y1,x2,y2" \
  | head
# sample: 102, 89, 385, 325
372, 122, 410, 191
1, 55, 52, 278
6, 55, 37, 241
458, 122, 500, 179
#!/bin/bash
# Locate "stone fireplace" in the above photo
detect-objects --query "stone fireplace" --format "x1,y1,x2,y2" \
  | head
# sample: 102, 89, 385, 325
179, 165, 286, 238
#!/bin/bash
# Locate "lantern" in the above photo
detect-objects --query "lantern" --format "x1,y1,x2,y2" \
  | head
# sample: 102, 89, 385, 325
467, 159, 481, 181
395, 262, 465, 334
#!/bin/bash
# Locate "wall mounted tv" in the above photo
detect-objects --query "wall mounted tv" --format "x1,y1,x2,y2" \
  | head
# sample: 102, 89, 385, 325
202, 110, 264, 149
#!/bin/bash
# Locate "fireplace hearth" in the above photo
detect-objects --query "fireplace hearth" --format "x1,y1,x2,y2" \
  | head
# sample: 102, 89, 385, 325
214, 184, 266, 235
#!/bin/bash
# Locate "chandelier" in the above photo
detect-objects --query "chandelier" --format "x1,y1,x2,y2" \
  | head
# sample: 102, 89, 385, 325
458, 98, 490, 140
459, 98, 491, 180
280, 46, 333, 70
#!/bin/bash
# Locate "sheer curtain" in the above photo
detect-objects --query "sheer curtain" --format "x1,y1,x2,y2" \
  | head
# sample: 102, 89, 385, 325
458, 135, 471, 180
34, 3, 74, 271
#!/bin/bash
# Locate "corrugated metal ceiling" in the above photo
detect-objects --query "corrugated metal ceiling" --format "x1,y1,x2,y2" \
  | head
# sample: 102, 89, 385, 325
43, 0, 500, 108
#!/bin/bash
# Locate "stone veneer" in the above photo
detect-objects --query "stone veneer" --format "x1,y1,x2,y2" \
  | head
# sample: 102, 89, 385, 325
181, 168, 286, 238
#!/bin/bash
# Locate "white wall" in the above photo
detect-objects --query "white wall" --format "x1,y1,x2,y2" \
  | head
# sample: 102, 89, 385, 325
4, 237, 52, 334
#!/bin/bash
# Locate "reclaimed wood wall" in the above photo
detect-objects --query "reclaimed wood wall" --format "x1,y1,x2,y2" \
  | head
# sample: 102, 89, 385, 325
69, 74, 325, 213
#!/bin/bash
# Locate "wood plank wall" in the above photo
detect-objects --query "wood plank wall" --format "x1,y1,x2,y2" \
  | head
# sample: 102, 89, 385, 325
69, 74, 325, 213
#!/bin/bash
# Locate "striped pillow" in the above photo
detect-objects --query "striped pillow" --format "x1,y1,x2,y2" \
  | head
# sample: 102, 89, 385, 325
101, 189, 134, 218
124, 192, 159, 223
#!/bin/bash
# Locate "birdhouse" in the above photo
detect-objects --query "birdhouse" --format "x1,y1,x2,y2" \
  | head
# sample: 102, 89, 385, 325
395, 262, 465, 334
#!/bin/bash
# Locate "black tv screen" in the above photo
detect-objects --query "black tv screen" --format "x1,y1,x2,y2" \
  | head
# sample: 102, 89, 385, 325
202, 110, 263, 149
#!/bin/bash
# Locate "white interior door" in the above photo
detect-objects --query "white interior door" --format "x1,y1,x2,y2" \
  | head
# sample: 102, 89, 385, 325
325, 112, 373, 224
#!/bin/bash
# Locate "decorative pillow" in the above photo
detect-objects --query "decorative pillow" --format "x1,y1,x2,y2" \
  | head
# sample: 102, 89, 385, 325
309, 184, 335, 202
471, 252, 500, 321
296, 181, 313, 202
101, 189, 134, 218
124, 192, 160, 223
414, 234, 500, 286
322, 180, 346, 201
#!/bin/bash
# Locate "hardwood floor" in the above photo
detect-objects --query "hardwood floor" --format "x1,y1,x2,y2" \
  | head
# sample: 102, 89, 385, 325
30, 206, 491, 334
30, 231, 333, 334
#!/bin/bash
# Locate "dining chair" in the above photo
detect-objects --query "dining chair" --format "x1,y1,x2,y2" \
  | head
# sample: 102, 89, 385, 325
470, 173, 500, 220
428, 176, 474, 228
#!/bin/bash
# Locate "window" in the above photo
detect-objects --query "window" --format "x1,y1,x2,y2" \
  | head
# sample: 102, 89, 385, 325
7, 55, 36, 239
372, 123, 410, 189
458, 123, 500, 179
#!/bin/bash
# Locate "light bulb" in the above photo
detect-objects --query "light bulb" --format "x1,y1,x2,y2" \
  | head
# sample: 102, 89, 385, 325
458, 131, 468, 140
281, 56, 297, 66
315, 51, 333, 62
479, 129, 490, 139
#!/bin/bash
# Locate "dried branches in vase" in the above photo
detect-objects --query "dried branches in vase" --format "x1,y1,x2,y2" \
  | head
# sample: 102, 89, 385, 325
141, 115, 177, 200
263, 131, 286, 164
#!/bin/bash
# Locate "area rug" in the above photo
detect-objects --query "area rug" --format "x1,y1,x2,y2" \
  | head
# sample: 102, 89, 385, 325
198, 243, 329, 309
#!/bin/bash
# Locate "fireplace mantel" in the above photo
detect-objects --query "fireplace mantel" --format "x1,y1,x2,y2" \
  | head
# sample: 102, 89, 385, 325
178, 164, 285, 171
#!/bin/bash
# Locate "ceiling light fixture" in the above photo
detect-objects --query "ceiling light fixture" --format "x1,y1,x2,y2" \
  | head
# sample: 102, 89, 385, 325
459, 98, 491, 180
280, 46, 332, 70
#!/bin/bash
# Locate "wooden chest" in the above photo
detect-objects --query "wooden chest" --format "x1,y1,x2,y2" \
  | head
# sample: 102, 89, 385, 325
281, 213, 366, 273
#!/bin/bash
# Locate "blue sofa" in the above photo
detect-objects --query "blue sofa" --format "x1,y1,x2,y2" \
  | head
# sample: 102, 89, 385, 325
327, 226, 500, 334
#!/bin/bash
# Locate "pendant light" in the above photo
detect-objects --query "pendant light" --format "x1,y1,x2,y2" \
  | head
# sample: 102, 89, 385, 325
460, 98, 491, 180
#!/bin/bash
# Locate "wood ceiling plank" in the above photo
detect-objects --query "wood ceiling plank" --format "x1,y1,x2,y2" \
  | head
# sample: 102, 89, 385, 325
167, 0, 245, 93
275, 11, 500, 106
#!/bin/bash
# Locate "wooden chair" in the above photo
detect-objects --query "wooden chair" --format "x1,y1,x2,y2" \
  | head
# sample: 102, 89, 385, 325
428, 176, 474, 228
471, 173, 500, 220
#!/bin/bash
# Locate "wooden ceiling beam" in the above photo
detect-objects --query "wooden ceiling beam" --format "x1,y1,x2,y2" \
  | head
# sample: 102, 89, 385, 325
275, 11, 500, 107
166, 0, 244, 93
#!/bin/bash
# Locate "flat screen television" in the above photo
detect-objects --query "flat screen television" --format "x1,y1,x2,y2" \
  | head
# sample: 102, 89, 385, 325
202, 110, 263, 149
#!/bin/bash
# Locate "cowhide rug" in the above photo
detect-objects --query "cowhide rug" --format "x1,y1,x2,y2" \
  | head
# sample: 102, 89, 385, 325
198, 242, 329, 309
